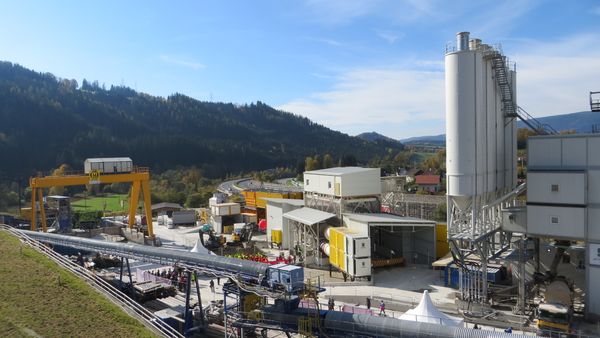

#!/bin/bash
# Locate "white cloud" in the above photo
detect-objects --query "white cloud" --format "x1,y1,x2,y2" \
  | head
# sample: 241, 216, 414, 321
304, 36, 343, 47
514, 34, 600, 116
469, 0, 538, 37
302, 0, 438, 26
278, 33, 600, 139
278, 66, 444, 139
159, 55, 206, 70
377, 31, 403, 44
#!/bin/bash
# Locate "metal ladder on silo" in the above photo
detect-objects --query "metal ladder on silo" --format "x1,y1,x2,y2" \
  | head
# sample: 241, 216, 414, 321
489, 51, 557, 135
489, 52, 517, 118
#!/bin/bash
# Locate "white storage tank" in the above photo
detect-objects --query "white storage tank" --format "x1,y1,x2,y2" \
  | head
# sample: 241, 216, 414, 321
445, 34, 480, 198
446, 32, 516, 201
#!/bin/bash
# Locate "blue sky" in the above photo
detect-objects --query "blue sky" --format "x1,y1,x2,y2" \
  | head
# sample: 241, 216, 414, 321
1, 1, 599, 139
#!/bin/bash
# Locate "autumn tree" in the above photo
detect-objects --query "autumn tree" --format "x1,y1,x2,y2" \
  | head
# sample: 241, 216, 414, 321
322, 154, 334, 169
49, 164, 71, 196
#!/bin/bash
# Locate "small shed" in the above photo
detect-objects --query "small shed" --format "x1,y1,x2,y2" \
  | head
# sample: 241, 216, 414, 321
151, 202, 182, 217
343, 213, 436, 265
303, 167, 381, 197
415, 174, 441, 193
264, 198, 304, 249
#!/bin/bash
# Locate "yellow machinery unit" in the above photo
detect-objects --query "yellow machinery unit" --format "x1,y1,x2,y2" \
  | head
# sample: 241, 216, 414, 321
242, 190, 303, 209
436, 223, 450, 259
29, 165, 155, 238
329, 227, 346, 271
271, 228, 283, 246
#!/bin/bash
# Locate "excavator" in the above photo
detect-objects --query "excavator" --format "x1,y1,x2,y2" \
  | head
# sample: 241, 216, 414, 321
229, 223, 254, 246
198, 224, 225, 250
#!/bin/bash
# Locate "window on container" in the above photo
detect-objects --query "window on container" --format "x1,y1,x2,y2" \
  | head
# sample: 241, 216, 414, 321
551, 216, 559, 224
328, 181, 332, 189
551, 184, 559, 192
306, 179, 309, 186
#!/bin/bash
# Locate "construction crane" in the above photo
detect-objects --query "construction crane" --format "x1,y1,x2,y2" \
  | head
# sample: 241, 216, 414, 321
29, 160, 155, 238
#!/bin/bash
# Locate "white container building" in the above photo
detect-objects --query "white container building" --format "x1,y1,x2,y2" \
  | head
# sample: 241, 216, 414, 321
303, 167, 381, 197
211, 202, 241, 216
84, 157, 133, 174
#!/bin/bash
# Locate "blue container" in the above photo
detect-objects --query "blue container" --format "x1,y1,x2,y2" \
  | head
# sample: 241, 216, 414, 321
445, 264, 502, 288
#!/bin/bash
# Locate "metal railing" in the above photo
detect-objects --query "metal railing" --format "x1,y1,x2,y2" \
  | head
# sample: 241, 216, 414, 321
0, 225, 183, 338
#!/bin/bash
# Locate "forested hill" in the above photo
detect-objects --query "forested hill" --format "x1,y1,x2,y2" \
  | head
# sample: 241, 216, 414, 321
0, 61, 402, 178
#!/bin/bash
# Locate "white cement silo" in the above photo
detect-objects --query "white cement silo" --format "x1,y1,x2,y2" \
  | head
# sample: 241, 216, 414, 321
446, 31, 517, 234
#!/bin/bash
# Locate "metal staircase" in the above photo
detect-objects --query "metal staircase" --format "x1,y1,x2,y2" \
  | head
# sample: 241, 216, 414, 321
489, 51, 517, 118
488, 50, 557, 135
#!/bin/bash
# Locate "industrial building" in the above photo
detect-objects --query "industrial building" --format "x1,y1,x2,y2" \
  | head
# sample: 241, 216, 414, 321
516, 133, 600, 317
444, 31, 600, 333
264, 197, 304, 249
342, 213, 436, 266
260, 166, 441, 281
303, 167, 381, 222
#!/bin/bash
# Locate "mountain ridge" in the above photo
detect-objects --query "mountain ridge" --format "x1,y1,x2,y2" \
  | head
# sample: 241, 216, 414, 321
394, 111, 600, 145
0, 61, 403, 178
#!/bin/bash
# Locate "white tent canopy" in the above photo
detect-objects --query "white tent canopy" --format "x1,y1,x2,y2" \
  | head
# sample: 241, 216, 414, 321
399, 290, 464, 327
190, 239, 215, 255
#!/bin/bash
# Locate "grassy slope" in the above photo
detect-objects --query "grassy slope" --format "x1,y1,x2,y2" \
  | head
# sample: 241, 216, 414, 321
0, 231, 156, 338
71, 194, 129, 212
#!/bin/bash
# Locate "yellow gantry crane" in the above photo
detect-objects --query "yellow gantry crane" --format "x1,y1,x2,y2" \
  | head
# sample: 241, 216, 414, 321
29, 167, 154, 238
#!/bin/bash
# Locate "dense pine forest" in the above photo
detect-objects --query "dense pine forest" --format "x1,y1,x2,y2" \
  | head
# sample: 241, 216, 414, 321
0, 61, 403, 179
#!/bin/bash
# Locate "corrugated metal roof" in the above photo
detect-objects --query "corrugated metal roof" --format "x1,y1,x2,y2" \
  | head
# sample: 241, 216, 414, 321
85, 157, 132, 162
304, 166, 378, 176
283, 207, 335, 225
151, 202, 183, 210
343, 213, 436, 225
263, 198, 305, 206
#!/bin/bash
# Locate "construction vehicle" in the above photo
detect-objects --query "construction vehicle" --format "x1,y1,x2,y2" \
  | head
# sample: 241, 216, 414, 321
229, 222, 254, 246
199, 224, 225, 250
537, 277, 573, 334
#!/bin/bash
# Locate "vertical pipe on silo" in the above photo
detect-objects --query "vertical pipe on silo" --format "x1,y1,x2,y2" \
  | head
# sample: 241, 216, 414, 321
511, 69, 518, 188
457, 32, 470, 51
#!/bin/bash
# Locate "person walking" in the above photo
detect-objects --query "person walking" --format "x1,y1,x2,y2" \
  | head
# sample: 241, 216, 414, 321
209, 280, 215, 293
328, 298, 335, 311
379, 300, 386, 316
366, 297, 371, 310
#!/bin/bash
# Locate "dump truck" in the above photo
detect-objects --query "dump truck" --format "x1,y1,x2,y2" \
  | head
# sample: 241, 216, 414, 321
172, 210, 196, 226
537, 278, 573, 334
